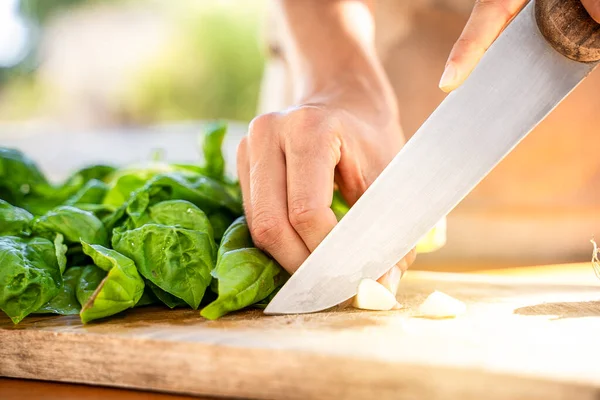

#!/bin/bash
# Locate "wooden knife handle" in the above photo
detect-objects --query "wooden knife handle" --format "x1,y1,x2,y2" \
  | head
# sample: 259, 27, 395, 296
536, 0, 600, 63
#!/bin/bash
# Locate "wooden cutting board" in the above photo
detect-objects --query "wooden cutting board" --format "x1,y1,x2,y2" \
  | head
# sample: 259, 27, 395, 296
1, 264, 600, 400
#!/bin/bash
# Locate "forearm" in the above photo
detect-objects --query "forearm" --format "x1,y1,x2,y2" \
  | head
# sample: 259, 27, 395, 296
276, 0, 397, 118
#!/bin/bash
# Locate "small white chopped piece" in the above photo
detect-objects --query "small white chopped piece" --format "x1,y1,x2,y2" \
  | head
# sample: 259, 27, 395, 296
418, 291, 466, 318
352, 279, 400, 311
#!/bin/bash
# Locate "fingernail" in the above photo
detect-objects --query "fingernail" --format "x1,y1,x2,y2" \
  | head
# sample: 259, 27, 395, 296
439, 63, 458, 92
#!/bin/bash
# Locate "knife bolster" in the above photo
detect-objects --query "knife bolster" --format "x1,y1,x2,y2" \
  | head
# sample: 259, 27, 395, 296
535, 0, 600, 63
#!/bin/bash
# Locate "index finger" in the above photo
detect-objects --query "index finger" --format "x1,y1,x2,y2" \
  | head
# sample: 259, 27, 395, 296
440, 0, 528, 92
246, 114, 311, 273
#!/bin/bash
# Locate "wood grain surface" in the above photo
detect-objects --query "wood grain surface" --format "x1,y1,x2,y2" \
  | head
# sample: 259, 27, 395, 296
2, 264, 600, 400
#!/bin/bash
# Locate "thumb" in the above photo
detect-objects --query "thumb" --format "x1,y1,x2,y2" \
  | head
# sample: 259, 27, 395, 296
582, 0, 600, 23
439, 0, 528, 93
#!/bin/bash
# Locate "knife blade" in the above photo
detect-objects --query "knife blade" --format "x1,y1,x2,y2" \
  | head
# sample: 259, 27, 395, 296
265, 0, 600, 315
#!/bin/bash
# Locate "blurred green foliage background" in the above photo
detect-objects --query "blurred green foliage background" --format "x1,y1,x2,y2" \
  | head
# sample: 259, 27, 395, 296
0, 0, 267, 127
125, 3, 266, 124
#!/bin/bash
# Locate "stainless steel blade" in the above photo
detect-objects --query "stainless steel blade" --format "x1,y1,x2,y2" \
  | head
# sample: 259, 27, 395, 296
265, 2, 598, 315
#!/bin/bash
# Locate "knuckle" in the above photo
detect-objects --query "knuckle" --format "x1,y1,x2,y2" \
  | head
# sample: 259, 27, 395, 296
454, 35, 479, 53
448, 36, 482, 63
288, 105, 327, 125
286, 106, 333, 139
250, 214, 285, 250
285, 107, 340, 155
248, 113, 278, 137
288, 203, 319, 232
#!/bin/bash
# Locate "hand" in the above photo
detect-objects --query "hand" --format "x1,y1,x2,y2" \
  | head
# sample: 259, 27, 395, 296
439, 0, 600, 92
237, 83, 417, 295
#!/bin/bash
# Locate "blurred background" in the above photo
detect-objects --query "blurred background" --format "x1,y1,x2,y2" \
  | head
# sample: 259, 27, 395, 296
0, 0, 597, 265
0, 0, 267, 131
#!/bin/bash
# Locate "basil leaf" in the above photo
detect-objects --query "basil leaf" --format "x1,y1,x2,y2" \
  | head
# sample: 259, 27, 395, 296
149, 200, 214, 233
201, 122, 226, 181
217, 216, 252, 262
130, 172, 242, 216
76, 265, 106, 306
201, 249, 287, 320
36, 266, 83, 315
331, 190, 350, 221
0, 199, 33, 236
201, 217, 288, 320
0, 148, 50, 214
54, 233, 68, 274
135, 286, 159, 307
208, 211, 235, 243
79, 242, 145, 323
102, 162, 196, 207
0, 236, 63, 323
64, 179, 109, 206
145, 280, 186, 309
63, 164, 115, 185
33, 206, 108, 246
103, 173, 151, 208
112, 224, 215, 310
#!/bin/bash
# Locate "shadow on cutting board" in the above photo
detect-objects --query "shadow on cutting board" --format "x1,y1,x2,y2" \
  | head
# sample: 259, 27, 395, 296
514, 301, 600, 320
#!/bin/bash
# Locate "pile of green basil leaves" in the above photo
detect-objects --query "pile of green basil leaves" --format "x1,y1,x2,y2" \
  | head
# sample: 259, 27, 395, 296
0, 122, 350, 324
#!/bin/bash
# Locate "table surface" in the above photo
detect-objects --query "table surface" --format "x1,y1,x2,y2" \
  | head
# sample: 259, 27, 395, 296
0, 378, 204, 400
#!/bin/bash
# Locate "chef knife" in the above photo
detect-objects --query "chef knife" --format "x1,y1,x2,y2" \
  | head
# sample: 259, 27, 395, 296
265, 0, 600, 315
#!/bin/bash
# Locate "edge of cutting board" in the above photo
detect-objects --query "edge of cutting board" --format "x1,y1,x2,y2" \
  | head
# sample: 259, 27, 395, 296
1, 319, 597, 400
1, 266, 600, 400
